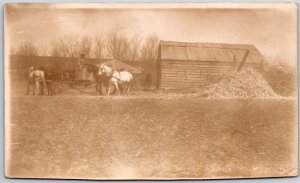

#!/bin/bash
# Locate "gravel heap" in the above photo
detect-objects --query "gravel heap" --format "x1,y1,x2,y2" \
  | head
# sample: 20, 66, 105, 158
199, 69, 278, 99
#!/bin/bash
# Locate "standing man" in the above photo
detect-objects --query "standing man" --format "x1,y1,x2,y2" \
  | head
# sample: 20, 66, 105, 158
144, 73, 152, 91
39, 66, 46, 95
76, 54, 86, 80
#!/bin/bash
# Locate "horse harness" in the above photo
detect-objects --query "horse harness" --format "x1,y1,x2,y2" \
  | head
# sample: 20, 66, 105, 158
112, 72, 129, 83
99, 65, 130, 83
102, 68, 126, 82
31, 70, 43, 82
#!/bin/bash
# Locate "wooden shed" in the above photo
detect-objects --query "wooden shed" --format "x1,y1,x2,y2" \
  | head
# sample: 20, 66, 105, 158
101, 59, 143, 74
157, 40, 265, 89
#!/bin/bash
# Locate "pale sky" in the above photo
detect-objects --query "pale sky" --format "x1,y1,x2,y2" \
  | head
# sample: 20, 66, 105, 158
5, 3, 297, 65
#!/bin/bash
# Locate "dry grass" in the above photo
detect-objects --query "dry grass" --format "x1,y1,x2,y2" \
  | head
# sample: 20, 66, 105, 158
6, 96, 298, 179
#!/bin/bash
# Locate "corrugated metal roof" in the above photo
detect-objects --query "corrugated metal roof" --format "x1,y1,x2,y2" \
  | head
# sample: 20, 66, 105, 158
102, 59, 143, 74
159, 41, 265, 64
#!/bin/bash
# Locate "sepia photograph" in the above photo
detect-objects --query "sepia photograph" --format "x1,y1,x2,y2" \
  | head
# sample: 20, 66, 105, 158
4, 2, 298, 180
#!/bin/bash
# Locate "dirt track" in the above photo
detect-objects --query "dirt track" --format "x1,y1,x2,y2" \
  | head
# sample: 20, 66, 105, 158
6, 95, 298, 179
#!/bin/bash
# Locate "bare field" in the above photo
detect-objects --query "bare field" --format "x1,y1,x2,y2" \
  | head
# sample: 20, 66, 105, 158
6, 96, 298, 179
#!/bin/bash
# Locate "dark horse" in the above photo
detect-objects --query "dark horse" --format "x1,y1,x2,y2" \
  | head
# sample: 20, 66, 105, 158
86, 64, 109, 95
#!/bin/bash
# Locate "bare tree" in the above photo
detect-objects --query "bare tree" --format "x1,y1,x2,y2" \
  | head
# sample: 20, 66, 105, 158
78, 35, 93, 58
50, 36, 72, 57
38, 43, 50, 56
15, 41, 39, 56
106, 32, 141, 61
93, 33, 106, 59
119, 36, 130, 60
49, 32, 158, 61
106, 32, 121, 59
129, 34, 141, 61
65, 34, 79, 57
140, 34, 159, 62
50, 33, 93, 58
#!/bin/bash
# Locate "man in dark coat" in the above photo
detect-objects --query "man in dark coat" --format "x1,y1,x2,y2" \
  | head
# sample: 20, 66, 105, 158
144, 73, 152, 91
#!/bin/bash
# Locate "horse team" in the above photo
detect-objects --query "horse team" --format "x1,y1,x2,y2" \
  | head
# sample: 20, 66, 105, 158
27, 64, 134, 96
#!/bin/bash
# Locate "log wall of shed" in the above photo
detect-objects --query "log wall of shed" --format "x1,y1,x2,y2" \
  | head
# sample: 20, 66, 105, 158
158, 60, 237, 89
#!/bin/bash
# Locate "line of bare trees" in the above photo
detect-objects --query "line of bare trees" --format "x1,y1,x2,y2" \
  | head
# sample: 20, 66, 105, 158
11, 32, 160, 63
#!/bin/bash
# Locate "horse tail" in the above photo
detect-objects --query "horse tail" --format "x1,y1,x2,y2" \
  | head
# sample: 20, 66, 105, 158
130, 75, 137, 90
130, 72, 133, 81
29, 66, 34, 73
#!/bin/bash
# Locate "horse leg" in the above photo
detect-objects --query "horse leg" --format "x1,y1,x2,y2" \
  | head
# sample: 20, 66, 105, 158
35, 81, 40, 96
126, 83, 131, 95
99, 80, 104, 95
33, 82, 36, 96
95, 81, 99, 95
105, 80, 110, 96
106, 85, 111, 96
114, 82, 120, 96
46, 81, 50, 95
99, 83, 103, 95
40, 81, 44, 96
49, 82, 53, 96
27, 81, 30, 95
32, 83, 35, 95
105, 80, 111, 96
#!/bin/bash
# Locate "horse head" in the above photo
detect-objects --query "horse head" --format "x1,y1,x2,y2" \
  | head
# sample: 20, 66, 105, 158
85, 64, 92, 73
99, 64, 106, 71
99, 64, 111, 76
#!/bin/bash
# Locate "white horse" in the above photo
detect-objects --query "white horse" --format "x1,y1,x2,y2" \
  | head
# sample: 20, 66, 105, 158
27, 66, 46, 96
99, 64, 133, 96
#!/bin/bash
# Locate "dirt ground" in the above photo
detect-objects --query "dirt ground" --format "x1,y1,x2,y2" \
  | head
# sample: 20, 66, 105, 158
6, 93, 298, 180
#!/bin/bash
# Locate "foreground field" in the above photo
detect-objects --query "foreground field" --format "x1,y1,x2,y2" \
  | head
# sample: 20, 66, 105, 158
6, 96, 298, 179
